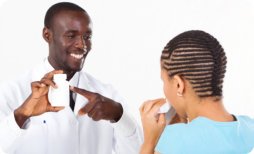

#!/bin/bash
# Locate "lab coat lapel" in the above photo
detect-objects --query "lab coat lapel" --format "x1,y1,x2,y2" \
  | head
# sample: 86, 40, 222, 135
73, 72, 94, 116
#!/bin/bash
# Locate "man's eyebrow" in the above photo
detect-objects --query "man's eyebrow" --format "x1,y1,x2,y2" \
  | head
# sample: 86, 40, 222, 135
65, 30, 78, 34
65, 30, 92, 34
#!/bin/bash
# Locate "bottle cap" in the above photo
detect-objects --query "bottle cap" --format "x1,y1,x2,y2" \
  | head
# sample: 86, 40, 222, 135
53, 74, 67, 81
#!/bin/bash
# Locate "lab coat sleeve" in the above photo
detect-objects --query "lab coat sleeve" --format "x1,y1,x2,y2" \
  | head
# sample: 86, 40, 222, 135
111, 109, 143, 154
0, 112, 25, 153
0, 78, 30, 153
108, 86, 143, 154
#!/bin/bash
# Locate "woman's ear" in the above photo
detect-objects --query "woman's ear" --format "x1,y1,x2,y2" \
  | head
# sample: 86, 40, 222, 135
174, 75, 184, 96
42, 27, 51, 43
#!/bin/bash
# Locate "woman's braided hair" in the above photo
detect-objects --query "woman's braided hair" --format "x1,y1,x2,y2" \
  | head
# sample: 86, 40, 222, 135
161, 30, 227, 98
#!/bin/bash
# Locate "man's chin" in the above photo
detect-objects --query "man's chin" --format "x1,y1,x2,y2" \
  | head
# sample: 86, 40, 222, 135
62, 65, 82, 74
70, 64, 84, 72
68, 67, 82, 73
67, 61, 84, 72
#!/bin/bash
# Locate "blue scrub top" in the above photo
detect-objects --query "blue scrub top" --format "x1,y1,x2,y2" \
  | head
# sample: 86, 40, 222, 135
156, 116, 254, 154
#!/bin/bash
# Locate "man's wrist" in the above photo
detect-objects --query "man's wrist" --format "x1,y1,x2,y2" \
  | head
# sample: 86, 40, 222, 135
14, 108, 30, 128
111, 103, 123, 123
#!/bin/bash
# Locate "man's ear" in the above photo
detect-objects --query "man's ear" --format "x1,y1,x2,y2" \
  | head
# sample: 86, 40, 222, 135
42, 27, 51, 43
174, 75, 185, 95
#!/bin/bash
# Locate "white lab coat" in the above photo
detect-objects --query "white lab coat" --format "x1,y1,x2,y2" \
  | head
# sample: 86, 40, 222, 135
0, 59, 142, 154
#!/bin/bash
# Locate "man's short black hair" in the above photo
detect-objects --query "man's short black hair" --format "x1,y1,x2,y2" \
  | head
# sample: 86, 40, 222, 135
44, 2, 87, 28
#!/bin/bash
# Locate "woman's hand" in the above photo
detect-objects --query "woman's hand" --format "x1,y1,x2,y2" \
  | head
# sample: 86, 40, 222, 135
139, 98, 167, 154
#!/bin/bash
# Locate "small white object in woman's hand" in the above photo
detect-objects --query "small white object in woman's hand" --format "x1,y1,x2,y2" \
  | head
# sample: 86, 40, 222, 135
158, 101, 170, 113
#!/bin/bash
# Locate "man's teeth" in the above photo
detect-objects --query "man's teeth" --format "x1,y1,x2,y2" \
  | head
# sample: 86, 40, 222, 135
70, 53, 84, 59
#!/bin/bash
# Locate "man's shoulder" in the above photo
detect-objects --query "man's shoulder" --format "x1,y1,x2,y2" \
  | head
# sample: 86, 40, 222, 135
0, 69, 32, 89
0, 60, 44, 87
78, 70, 121, 100
0, 69, 33, 105
79, 71, 113, 90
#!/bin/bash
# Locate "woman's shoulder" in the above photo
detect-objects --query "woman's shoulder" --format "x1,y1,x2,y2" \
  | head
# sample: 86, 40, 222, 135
236, 115, 254, 133
236, 115, 254, 123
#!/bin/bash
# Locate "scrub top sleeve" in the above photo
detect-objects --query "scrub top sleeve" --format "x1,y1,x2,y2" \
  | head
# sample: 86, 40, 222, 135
155, 125, 185, 154
155, 127, 171, 154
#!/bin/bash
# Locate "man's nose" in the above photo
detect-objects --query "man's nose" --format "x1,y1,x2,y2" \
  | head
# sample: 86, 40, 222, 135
75, 37, 87, 50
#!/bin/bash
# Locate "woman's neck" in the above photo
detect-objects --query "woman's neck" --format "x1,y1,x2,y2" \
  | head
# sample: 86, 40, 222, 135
186, 98, 234, 122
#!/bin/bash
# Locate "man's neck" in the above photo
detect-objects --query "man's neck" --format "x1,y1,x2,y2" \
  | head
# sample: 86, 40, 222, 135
66, 71, 76, 81
47, 57, 77, 81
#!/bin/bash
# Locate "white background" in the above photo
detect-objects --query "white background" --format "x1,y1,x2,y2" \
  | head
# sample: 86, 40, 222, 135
0, 0, 254, 124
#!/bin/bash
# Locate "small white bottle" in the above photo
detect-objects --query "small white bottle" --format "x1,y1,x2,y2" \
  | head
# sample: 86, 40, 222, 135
48, 74, 69, 107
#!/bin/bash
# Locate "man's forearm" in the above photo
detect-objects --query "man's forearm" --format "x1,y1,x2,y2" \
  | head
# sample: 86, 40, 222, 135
14, 108, 29, 128
13, 94, 36, 128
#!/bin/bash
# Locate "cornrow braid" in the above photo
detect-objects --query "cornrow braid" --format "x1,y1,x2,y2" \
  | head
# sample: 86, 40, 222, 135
161, 30, 227, 98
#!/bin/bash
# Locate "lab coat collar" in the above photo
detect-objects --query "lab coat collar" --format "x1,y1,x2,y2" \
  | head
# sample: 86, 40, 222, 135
72, 72, 94, 116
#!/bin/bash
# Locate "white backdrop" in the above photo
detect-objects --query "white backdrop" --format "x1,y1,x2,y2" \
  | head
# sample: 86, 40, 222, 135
0, 0, 254, 124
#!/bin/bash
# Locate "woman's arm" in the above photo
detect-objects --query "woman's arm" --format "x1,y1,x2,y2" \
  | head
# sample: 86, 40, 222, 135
139, 99, 166, 154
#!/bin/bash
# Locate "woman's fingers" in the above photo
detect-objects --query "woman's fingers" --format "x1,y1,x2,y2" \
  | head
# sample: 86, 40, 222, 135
158, 113, 166, 126
149, 99, 166, 115
140, 98, 165, 115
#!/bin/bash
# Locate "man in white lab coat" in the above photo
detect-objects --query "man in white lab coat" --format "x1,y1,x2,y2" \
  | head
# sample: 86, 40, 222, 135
0, 2, 142, 154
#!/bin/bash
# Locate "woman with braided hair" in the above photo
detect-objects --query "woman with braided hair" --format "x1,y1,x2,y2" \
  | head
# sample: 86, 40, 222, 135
140, 30, 254, 154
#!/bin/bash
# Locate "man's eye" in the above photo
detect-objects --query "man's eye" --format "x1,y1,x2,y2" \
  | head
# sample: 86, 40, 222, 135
83, 35, 91, 40
67, 35, 74, 39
